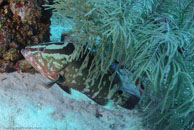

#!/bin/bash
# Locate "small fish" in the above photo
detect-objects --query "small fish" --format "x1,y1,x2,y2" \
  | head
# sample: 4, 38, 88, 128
21, 41, 140, 109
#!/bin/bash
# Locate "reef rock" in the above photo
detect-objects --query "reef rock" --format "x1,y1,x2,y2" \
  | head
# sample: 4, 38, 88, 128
0, 0, 51, 72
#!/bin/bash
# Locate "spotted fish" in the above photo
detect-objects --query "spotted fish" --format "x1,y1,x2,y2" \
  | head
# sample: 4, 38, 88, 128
21, 41, 140, 109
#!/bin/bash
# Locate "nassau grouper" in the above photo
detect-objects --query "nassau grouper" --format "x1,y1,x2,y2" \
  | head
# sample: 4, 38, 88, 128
21, 41, 141, 109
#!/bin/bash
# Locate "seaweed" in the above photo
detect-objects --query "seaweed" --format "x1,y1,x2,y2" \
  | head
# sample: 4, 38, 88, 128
46, 0, 194, 129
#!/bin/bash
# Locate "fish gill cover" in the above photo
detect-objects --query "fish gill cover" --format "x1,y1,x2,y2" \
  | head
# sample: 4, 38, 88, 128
45, 0, 194, 130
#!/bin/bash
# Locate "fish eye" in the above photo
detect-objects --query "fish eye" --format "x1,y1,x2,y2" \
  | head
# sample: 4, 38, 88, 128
118, 90, 123, 95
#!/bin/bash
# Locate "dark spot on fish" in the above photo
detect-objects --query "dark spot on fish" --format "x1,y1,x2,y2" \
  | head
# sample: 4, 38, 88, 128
44, 43, 75, 55
26, 42, 61, 49
32, 42, 64, 46
26, 42, 75, 55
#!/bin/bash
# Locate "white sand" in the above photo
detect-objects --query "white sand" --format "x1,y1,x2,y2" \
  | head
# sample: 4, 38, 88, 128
0, 72, 144, 130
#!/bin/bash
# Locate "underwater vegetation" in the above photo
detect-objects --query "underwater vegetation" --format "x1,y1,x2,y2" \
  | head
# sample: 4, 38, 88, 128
0, 0, 51, 72
46, 0, 194, 130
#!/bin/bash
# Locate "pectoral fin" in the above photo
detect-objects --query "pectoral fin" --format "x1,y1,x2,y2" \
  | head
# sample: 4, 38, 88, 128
56, 74, 66, 84
41, 74, 66, 89
57, 83, 72, 95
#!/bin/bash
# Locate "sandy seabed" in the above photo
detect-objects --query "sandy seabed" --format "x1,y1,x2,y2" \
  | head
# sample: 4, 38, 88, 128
0, 72, 145, 130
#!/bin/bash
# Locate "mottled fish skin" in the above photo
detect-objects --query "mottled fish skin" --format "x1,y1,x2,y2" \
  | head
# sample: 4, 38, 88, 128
60, 57, 140, 109
21, 41, 140, 110
21, 42, 79, 80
